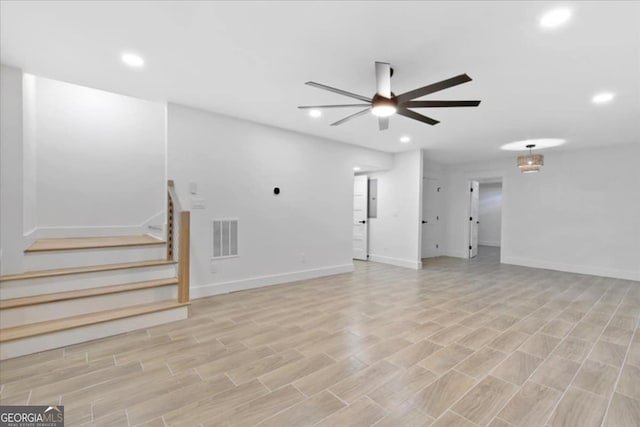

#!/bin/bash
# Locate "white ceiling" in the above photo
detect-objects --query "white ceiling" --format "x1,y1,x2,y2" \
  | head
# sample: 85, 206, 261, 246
1, 1, 639, 163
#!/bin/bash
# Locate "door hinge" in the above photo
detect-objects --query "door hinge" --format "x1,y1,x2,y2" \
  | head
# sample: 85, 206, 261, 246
469, 245, 472, 250
469, 217, 473, 221
470, 187, 473, 192
436, 243, 439, 249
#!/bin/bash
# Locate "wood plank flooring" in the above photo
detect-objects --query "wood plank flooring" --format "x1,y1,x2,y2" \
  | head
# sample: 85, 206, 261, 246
1, 246, 639, 426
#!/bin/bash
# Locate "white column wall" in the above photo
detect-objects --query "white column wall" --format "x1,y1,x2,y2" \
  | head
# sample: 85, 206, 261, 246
0, 65, 24, 274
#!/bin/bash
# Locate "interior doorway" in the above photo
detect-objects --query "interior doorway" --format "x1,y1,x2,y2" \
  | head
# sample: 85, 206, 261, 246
421, 177, 442, 258
468, 179, 503, 259
469, 180, 479, 258
352, 175, 368, 260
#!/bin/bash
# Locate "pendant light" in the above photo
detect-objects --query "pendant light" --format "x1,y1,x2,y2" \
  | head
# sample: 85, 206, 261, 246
517, 144, 544, 173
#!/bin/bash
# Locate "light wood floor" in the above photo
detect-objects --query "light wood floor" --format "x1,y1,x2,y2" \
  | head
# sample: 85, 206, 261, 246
1, 247, 639, 427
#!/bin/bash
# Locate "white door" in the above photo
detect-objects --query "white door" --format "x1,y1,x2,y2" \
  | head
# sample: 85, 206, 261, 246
469, 180, 479, 258
353, 175, 368, 260
421, 178, 441, 258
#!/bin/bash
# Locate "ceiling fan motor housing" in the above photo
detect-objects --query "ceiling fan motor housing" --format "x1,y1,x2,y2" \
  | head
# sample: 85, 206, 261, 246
371, 94, 398, 117
372, 94, 397, 108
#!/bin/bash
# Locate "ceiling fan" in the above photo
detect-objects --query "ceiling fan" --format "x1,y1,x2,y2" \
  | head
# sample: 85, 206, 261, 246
298, 61, 480, 130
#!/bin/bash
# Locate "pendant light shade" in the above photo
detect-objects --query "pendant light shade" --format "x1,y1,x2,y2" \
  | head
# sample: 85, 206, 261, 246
517, 144, 544, 173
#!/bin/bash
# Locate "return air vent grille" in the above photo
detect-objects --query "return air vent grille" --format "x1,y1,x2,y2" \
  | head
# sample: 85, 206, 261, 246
212, 219, 238, 259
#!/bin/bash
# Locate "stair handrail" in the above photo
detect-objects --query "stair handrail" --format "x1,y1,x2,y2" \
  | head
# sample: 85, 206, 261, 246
167, 180, 190, 303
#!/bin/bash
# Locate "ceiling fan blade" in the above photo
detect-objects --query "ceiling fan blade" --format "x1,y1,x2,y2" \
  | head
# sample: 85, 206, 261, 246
402, 100, 481, 108
396, 74, 472, 102
378, 117, 389, 130
330, 108, 371, 126
375, 62, 391, 98
397, 109, 440, 126
305, 81, 371, 103
298, 104, 371, 109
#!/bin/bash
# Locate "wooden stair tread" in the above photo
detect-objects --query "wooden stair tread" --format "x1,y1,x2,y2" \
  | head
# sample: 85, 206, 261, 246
0, 278, 178, 310
0, 259, 175, 282
0, 301, 189, 342
25, 235, 165, 253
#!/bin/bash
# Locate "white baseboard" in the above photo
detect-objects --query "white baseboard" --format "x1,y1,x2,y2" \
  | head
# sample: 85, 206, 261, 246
439, 250, 468, 259
501, 256, 640, 281
368, 254, 422, 270
191, 264, 354, 299
479, 240, 501, 247
421, 251, 439, 259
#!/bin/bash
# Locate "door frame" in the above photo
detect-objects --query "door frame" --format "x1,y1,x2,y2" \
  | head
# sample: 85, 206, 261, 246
421, 175, 442, 259
463, 172, 505, 262
468, 180, 480, 258
352, 174, 369, 261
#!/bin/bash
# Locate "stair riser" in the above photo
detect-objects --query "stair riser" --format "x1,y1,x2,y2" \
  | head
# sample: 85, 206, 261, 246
24, 246, 166, 270
1, 286, 177, 328
0, 266, 177, 299
0, 306, 188, 360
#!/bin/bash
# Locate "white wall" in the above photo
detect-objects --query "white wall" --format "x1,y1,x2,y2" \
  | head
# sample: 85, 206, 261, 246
442, 144, 640, 280
478, 182, 502, 247
368, 150, 423, 269
167, 103, 392, 296
23, 74, 37, 236
0, 65, 24, 274
23, 75, 166, 236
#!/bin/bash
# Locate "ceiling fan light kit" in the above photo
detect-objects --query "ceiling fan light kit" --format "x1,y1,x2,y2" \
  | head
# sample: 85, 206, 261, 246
517, 144, 544, 173
371, 95, 397, 117
299, 61, 481, 130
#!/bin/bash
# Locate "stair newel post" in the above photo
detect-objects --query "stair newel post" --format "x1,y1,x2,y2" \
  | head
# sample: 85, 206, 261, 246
166, 180, 175, 261
167, 180, 189, 304
178, 211, 190, 303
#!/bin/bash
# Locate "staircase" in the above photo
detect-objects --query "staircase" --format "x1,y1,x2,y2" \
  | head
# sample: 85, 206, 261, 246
0, 182, 191, 360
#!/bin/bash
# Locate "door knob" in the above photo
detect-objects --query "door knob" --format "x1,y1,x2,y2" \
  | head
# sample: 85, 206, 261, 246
422, 220, 427, 224
359, 220, 366, 224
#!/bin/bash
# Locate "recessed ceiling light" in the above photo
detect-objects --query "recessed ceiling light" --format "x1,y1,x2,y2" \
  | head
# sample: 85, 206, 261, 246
121, 53, 144, 68
501, 138, 566, 151
540, 8, 572, 28
308, 109, 322, 118
592, 92, 615, 104
353, 166, 361, 172
399, 136, 411, 143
